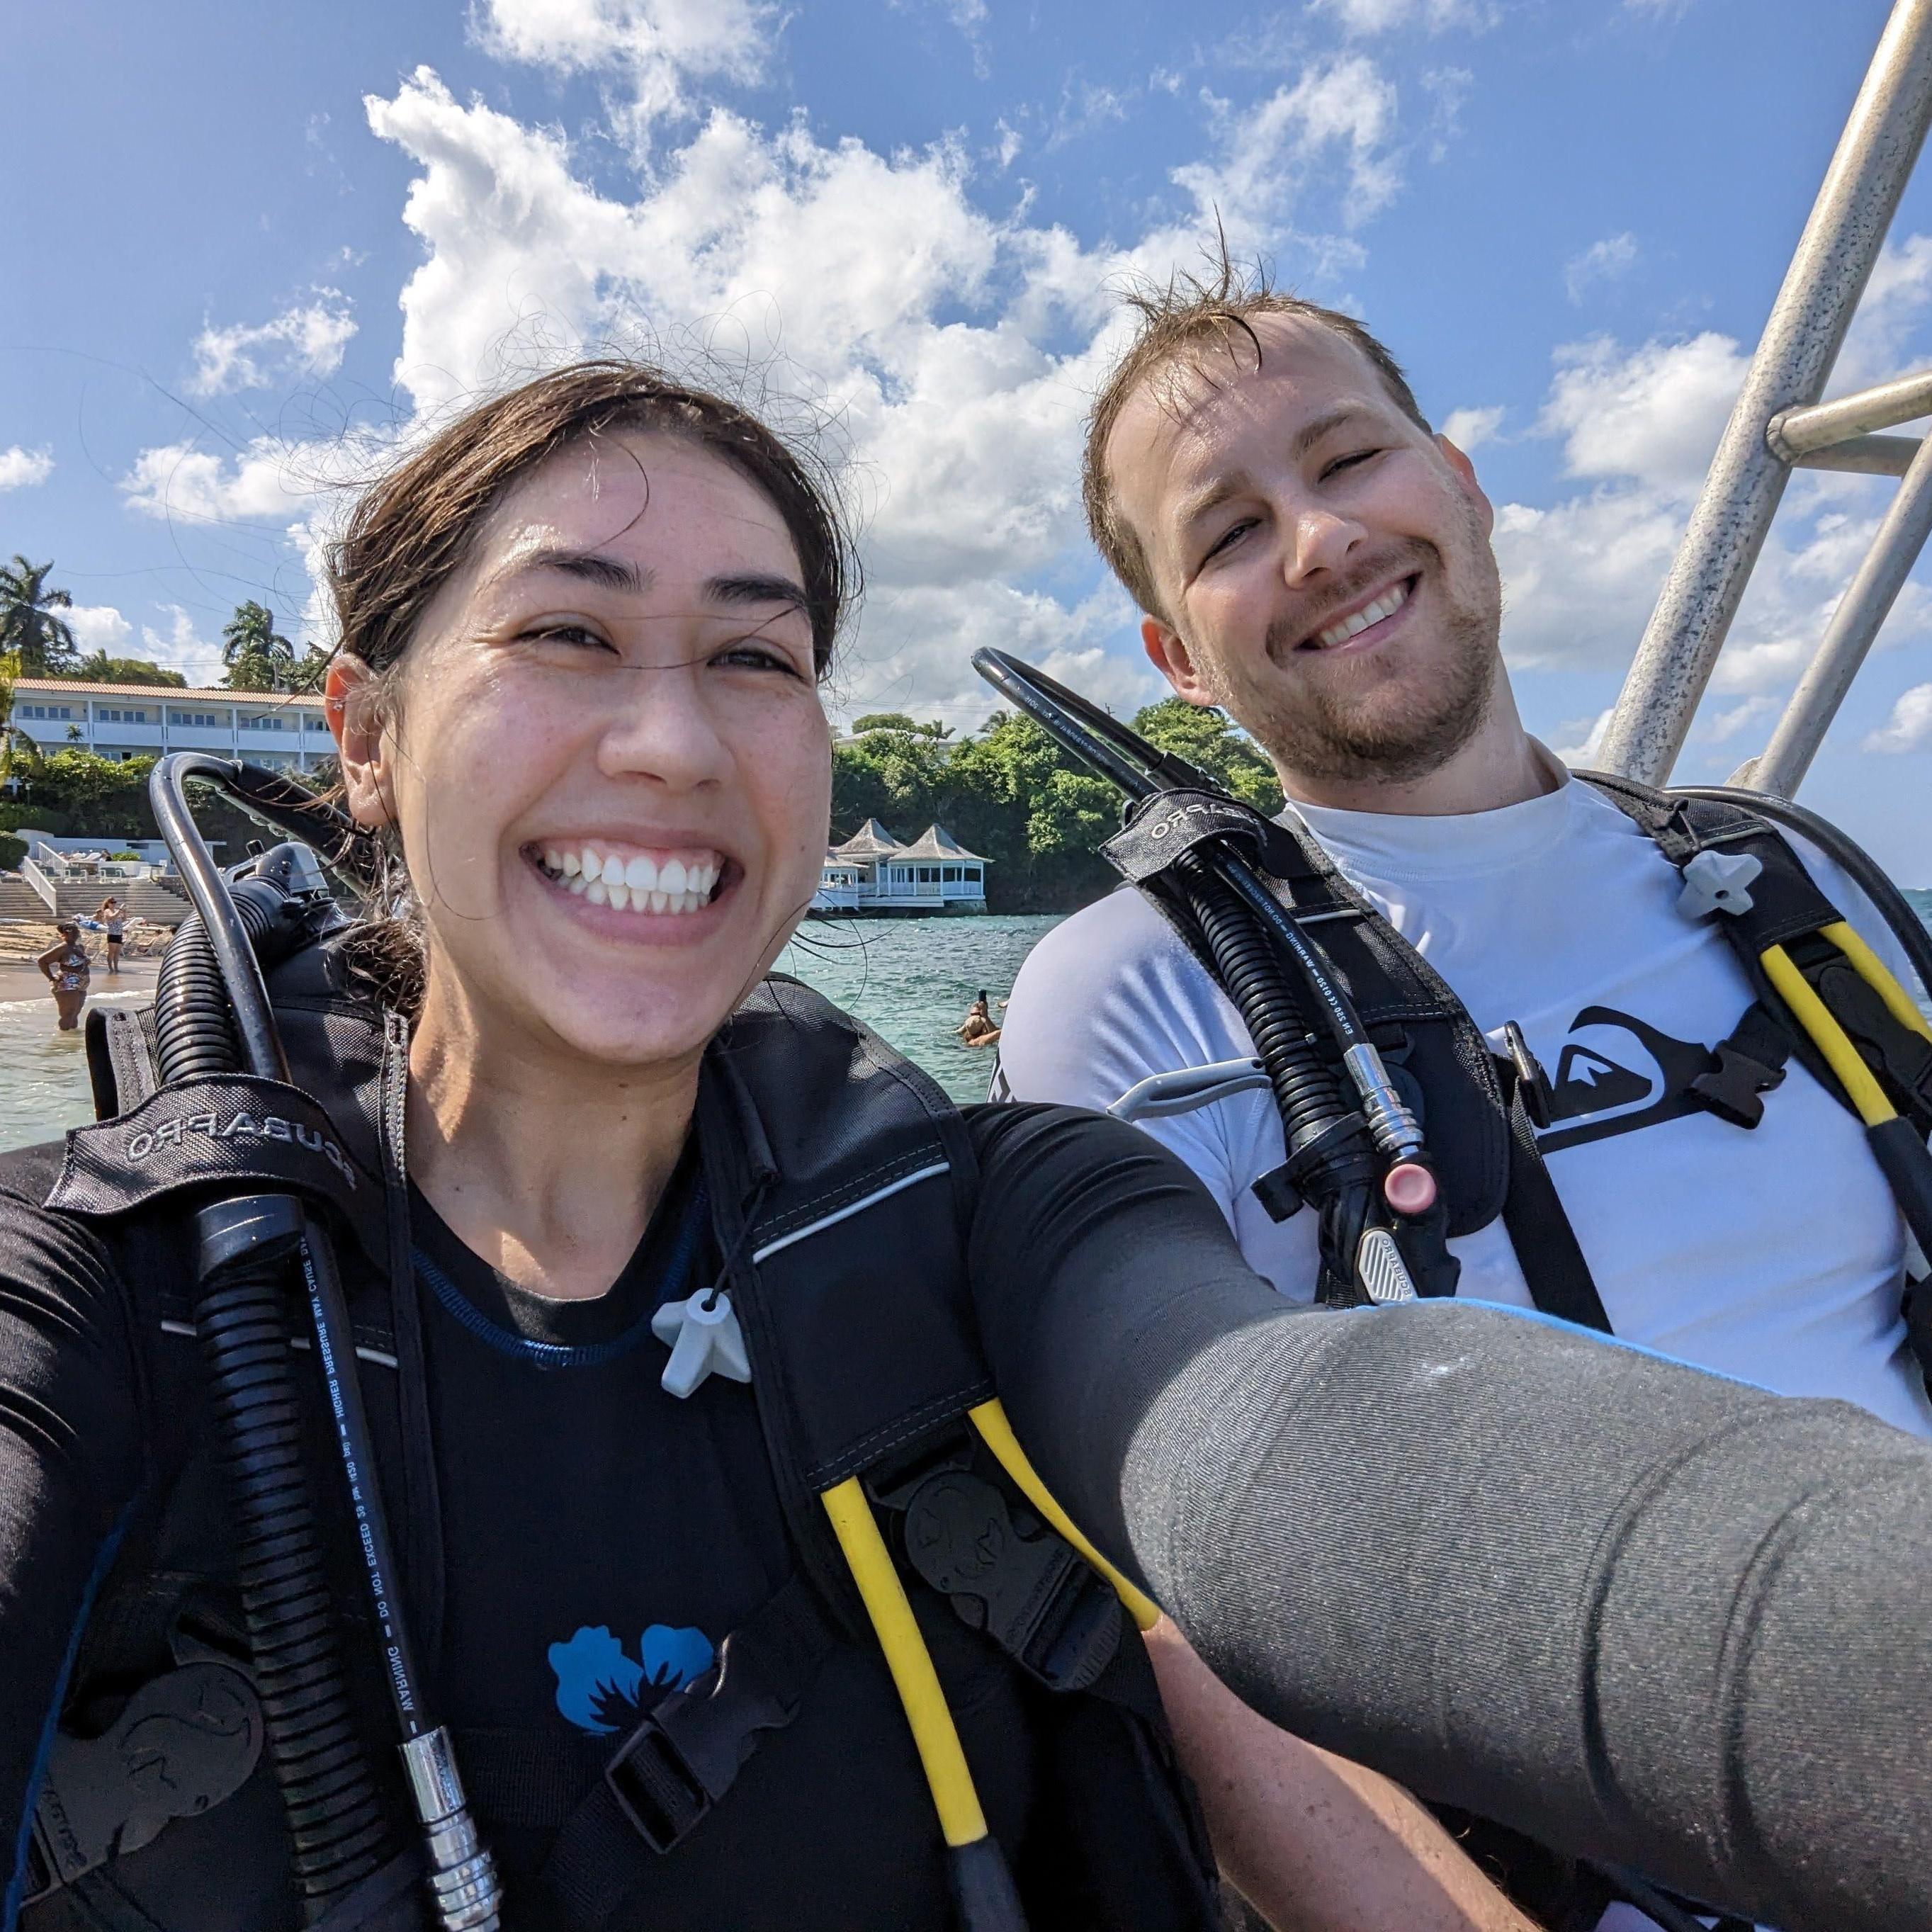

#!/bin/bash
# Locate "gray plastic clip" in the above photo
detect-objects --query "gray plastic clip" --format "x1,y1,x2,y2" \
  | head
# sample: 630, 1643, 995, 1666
1678, 849, 1761, 920
652, 1288, 752, 1399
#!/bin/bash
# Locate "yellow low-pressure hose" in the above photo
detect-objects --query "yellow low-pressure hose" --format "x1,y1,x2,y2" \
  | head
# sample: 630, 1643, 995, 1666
967, 1400, 1163, 1632
820, 1476, 988, 1848
1821, 920, 1932, 1045
1762, 942, 1894, 1126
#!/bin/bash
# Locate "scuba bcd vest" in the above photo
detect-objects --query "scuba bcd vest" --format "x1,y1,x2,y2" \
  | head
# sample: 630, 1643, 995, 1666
22, 929, 1219, 1932
1090, 768, 1932, 1370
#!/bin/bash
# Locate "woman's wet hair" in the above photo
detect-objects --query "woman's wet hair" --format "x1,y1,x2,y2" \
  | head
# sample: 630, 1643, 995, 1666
328, 358, 854, 684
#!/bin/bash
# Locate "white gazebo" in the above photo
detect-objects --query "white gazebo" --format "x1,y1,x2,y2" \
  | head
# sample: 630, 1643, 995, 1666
812, 821, 989, 915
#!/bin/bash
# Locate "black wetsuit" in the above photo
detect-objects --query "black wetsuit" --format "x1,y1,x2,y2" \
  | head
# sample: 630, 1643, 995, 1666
5, 1089, 1932, 1931
0, 1106, 1227, 1929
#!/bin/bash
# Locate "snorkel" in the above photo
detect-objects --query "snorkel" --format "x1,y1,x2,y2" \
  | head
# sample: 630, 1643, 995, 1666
973, 648, 1450, 1308
147, 752, 502, 1931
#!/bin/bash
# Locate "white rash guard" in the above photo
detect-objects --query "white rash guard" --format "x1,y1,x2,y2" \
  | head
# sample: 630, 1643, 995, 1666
996, 763, 1932, 1442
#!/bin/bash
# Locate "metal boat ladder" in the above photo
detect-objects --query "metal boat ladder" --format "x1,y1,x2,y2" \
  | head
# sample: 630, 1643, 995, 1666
1600, 0, 1932, 798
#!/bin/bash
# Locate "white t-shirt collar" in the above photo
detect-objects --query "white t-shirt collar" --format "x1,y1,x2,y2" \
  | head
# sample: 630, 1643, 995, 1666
1282, 742, 1578, 883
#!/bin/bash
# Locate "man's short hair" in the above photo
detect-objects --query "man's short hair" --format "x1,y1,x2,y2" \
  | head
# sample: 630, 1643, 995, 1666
1083, 247, 1430, 622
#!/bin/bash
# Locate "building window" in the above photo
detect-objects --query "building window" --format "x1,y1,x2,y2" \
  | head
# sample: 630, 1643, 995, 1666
918, 866, 938, 883
23, 704, 73, 721
98, 708, 149, 723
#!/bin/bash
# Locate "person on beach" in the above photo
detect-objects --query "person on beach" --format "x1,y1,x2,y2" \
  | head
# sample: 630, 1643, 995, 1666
955, 988, 1001, 1047
34, 920, 91, 1032
96, 897, 125, 976
3, 363, 1932, 1932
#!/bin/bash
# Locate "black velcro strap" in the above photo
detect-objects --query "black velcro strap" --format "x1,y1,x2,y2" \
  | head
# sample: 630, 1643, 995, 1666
536, 1576, 835, 1929
1500, 1083, 1612, 1333
1101, 789, 1273, 883
43, 1074, 384, 1265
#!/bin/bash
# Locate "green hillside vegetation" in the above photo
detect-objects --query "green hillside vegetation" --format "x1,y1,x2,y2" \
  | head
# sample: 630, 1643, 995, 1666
833, 699, 1282, 911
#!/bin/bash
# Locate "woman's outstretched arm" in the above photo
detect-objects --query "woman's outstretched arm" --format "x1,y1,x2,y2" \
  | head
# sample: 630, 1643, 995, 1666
964, 1102, 1932, 1932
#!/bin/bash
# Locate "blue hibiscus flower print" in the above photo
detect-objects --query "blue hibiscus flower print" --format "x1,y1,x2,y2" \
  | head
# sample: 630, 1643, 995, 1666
548, 1622, 716, 1735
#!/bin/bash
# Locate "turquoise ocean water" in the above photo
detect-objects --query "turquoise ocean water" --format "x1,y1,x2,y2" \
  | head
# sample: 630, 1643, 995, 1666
3, 897, 1928, 1150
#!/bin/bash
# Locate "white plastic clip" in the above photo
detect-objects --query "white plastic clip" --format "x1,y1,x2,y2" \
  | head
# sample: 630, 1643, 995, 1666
651, 1289, 752, 1399
1678, 849, 1761, 920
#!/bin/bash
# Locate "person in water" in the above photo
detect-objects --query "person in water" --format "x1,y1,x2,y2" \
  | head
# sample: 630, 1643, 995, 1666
5, 362, 1932, 1932
34, 920, 90, 1031
955, 990, 1001, 1047
94, 898, 124, 976
995, 249, 1932, 1927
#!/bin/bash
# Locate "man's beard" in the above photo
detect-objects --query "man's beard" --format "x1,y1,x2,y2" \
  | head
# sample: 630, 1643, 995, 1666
1207, 535, 1502, 790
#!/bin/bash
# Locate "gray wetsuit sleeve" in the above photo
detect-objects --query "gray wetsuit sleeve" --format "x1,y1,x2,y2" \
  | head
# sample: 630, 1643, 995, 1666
963, 1101, 1932, 1932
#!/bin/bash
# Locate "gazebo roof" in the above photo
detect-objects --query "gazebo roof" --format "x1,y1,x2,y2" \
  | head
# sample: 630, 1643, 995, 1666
830, 817, 903, 859
895, 824, 986, 863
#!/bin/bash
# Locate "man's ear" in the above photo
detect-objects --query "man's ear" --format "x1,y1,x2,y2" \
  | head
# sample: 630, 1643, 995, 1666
325, 655, 395, 830
1435, 434, 1496, 540
1141, 616, 1219, 708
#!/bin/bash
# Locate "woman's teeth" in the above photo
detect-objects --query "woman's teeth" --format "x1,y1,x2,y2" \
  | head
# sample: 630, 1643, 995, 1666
535, 844, 722, 916
1313, 578, 1411, 650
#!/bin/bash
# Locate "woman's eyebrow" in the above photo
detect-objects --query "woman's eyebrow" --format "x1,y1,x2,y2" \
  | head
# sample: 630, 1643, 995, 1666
512, 546, 651, 592
706, 572, 809, 611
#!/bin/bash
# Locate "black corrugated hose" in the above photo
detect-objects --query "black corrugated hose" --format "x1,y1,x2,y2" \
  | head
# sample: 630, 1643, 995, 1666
1172, 849, 1377, 1305
157, 899, 392, 1917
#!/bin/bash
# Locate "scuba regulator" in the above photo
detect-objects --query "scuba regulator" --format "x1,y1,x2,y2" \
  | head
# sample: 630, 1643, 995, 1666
144, 752, 502, 1931
973, 650, 1454, 1309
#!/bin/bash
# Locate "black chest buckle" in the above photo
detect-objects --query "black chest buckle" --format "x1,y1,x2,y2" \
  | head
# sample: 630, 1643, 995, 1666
874, 1438, 1123, 1695
26, 1661, 264, 1905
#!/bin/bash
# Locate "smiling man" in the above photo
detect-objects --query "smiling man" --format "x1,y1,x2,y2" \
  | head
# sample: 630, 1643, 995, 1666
995, 249, 1932, 1932
1002, 257, 1931, 1435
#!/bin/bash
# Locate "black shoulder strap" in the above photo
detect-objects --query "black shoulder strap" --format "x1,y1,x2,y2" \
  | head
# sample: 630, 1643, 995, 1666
1498, 1076, 1611, 1332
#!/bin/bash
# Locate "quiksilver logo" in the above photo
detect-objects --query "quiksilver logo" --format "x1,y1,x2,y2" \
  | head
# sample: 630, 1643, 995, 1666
126, 1112, 358, 1190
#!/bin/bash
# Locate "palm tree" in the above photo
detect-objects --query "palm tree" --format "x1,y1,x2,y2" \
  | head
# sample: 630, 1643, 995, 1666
0, 557, 77, 675
0, 651, 45, 789
221, 601, 297, 692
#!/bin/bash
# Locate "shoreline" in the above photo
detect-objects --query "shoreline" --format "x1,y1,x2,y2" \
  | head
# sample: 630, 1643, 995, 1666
0, 957, 159, 1006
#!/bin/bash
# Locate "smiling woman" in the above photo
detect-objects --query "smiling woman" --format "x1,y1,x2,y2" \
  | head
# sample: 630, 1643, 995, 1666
8, 361, 1932, 1932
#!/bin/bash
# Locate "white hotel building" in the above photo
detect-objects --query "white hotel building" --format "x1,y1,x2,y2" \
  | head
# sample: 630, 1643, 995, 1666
11, 677, 332, 772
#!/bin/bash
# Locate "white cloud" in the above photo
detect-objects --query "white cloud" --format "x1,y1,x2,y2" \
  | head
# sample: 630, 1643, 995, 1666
1440, 404, 1503, 451
1550, 708, 1612, 764
478, 0, 768, 144
0, 446, 54, 490
1564, 232, 1637, 305
1865, 682, 1932, 753
120, 439, 324, 524
140, 606, 228, 687
64, 605, 133, 655
1700, 694, 1779, 745
116, 38, 1411, 719
340, 62, 1406, 721
1538, 331, 1748, 492
1176, 55, 1403, 238
1499, 321, 1932, 696
188, 295, 358, 397
1312, 0, 1493, 32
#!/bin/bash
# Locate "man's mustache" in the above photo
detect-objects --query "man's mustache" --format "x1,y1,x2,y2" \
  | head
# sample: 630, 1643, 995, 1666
1265, 540, 1439, 657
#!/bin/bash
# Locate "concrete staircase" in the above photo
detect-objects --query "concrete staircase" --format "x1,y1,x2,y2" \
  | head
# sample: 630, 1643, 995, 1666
0, 878, 47, 920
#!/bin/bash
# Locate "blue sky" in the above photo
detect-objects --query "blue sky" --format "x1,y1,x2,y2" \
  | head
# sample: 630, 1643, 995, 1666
7, 0, 1932, 878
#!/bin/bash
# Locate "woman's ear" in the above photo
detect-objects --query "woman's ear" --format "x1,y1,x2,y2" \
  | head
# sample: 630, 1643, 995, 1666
325, 655, 395, 830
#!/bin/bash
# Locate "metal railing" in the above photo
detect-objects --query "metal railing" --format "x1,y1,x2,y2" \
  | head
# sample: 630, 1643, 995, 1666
19, 857, 57, 913
1600, 0, 1932, 796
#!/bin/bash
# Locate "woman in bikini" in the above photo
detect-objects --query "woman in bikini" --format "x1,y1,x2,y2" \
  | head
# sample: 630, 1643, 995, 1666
35, 919, 91, 1031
